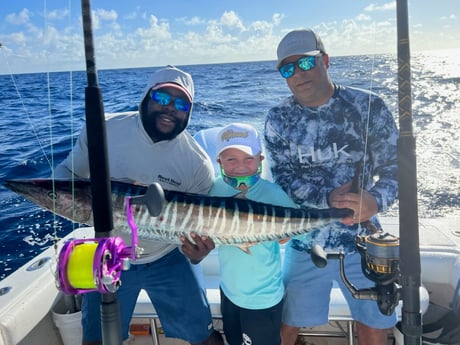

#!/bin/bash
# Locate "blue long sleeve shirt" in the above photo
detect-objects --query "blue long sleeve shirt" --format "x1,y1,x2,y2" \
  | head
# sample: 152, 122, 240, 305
264, 85, 398, 253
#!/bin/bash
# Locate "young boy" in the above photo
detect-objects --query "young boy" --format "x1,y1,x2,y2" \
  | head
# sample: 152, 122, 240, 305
209, 123, 298, 345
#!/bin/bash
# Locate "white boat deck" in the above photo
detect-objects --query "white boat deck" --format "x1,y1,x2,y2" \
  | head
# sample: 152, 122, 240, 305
128, 216, 460, 345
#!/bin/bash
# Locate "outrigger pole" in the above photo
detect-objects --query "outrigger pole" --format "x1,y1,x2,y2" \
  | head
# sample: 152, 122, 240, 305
81, 0, 122, 344
396, 1, 422, 344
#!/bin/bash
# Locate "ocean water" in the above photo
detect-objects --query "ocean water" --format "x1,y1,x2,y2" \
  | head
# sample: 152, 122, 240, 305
0, 51, 459, 280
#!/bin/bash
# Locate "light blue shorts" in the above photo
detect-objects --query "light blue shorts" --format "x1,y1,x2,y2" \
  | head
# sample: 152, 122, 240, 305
282, 245, 397, 329
82, 248, 214, 342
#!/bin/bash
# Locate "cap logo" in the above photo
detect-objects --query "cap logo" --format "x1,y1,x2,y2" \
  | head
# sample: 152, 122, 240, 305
220, 129, 249, 142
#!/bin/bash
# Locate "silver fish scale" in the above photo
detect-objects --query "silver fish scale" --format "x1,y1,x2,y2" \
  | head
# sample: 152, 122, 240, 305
123, 197, 270, 244
113, 190, 336, 245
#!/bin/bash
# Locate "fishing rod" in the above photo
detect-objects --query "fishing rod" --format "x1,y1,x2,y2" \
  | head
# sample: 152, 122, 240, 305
396, 0, 422, 344
53, 3, 166, 343
80, 0, 121, 343
310, 2, 423, 342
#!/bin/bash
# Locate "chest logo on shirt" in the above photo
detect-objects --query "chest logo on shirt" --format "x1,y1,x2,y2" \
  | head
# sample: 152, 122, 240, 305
297, 143, 350, 164
157, 174, 181, 187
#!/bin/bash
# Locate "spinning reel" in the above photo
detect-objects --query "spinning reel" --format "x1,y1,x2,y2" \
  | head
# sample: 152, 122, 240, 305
56, 183, 164, 295
311, 232, 401, 316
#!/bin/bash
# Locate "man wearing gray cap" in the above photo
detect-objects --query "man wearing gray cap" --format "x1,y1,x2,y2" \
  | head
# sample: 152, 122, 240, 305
264, 29, 399, 345
55, 65, 223, 345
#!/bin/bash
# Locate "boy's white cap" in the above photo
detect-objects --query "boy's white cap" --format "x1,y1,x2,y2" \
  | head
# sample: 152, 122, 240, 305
216, 123, 262, 157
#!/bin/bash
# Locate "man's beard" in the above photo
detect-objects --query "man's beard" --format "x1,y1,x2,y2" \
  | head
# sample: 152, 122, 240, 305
141, 104, 188, 142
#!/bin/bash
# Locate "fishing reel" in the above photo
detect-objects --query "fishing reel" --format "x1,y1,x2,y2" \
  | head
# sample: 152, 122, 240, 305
311, 232, 402, 316
56, 183, 164, 295
57, 236, 131, 294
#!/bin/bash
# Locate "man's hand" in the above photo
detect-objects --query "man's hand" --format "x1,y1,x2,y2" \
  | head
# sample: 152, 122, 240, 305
329, 182, 378, 226
180, 232, 216, 264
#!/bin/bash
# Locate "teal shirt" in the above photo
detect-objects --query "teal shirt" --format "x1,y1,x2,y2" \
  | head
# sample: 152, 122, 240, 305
209, 177, 297, 309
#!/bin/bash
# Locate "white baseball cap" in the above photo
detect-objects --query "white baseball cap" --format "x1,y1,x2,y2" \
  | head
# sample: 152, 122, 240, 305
216, 123, 262, 157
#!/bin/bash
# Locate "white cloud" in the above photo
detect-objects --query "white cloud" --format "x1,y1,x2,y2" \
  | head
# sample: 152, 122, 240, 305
134, 14, 171, 42
364, 2, 396, 12
6, 8, 31, 25
124, 7, 143, 20
91, 9, 118, 30
251, 20, 273, 33
356, 14, 371, 21
124, 11, 138, 20
1, 2, 458, 74
204, 20, 234, 43
47, 9, 70, 20
8, 32, 27, 45
272, 13, 284, 26
96, 9, 118, 21
178, 16, 206, 26
441, 14, 457, 20
220, 11, 245, 31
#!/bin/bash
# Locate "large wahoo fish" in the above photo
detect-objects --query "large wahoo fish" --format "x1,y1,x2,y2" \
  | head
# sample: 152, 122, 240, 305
4, 179, 351, 245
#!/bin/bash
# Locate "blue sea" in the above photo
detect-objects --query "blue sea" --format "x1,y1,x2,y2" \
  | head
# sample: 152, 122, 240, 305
1, 51, 459, 281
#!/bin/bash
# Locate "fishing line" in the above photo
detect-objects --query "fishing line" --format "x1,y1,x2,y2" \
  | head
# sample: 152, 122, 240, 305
1, 34, 61, 258
356, 24, 378, 226
42, 0, 60, 255
64, 0, 78, 236
0, 25, 65, 284
0, 46, 52, 171
40, 0, 61, 278
42, 0, 78, 278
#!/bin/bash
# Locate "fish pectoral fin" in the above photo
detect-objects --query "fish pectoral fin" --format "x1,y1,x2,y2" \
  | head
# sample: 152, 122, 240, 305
278, 237, 290, 245
236, 242, 255, 254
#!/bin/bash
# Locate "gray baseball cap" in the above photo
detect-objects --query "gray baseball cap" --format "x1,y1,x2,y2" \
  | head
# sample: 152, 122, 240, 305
276, 29, 326, 68
142, 65, 194, 103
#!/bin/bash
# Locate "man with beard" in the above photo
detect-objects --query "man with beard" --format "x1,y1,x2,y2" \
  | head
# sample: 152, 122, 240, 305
55, 65, 224, 345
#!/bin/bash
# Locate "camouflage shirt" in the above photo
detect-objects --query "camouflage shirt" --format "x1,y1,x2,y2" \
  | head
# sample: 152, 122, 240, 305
264, 84, 398, 253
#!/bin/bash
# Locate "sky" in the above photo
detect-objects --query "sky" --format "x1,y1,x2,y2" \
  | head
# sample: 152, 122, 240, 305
0, 0, 459, 74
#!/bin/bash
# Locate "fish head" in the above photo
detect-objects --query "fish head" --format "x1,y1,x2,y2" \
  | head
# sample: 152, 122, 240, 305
4, 178, 93, 224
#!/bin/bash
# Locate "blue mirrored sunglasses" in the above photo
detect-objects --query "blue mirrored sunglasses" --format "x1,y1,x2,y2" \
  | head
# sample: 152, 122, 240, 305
278, 55, 318, 78
150, 90, 191, 112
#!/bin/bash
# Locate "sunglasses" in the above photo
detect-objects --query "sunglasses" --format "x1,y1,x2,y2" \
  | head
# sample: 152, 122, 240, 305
219, 164, 262, 189
150, 90, 191, 112
278, 55, 318, 78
